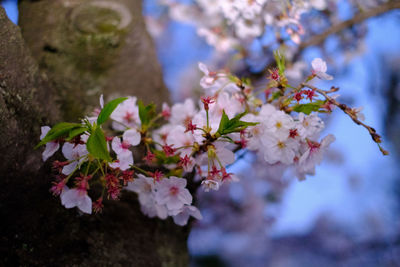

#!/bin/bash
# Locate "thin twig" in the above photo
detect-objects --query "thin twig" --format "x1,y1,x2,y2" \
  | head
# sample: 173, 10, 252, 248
302, 83, 389, 155
298, 1, 400, 52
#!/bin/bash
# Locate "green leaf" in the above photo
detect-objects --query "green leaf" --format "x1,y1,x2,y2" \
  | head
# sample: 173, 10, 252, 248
138, 100, 156, 126
293, 101, 325, 115
271, 91, 283, 100
241, 77, 251, 86
217, 110, 230, 134
66, 127, 88, 141
97, 97, 128, 125
273, 50, 285, 76
217, 110, 258, 136
86, 126, 111, 161
36, 122, 82, 148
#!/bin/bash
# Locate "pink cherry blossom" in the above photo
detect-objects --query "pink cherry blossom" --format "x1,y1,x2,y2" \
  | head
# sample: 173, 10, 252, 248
110, 136, 134, 170
198, 62, 239, 94
155, 176, 192, 211
262, 132, 299, 165
209, 92, 244, 119
126, 174, 155, 206
126, 175, 168, 219
140, 198, 168, 219
296, 113, 325, 140
166, 125, 195, 157
161, 102, 171, 119
123, 128, 141, 146
201, 179, 220, 192
352, 106, 365, 121
170, 205, 203, 226
111, 137, 132, 156
170, 98, 197, 126
215, 142, 235, 166
40, 126, 60, 162
110, 97, 140, 131
311, 58, 333, 80
266, 110, 294, 136
109, 152, 133, 171
61, 143, 88, 175
179, 155, 195, 173
60, 186, 92, 214
297, 134, 336, 176
195, 142, 235, 168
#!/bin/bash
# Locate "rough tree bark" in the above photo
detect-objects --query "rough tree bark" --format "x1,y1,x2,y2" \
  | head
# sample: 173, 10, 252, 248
18, 0, 170, 120
1, 2, 189, 266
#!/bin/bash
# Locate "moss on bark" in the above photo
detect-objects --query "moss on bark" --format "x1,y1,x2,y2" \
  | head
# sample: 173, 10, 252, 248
18, 0, 170, 120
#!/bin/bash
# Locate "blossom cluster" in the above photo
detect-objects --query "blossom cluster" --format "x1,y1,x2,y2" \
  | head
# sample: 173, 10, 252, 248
38, 56, 384, 225
160, 0, 329, 52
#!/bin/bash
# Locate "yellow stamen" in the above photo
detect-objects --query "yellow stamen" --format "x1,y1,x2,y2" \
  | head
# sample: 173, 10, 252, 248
277, 141, 285, 149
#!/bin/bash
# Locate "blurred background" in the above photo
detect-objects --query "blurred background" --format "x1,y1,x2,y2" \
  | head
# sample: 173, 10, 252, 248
3, 0, 400, 266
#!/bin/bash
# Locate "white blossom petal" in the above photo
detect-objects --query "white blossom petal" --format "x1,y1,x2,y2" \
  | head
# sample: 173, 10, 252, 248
123, 129, 141, 146
42, 142, 59, 161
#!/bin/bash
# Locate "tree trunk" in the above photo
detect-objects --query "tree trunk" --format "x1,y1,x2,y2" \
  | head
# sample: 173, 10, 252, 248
0, 3, 189, 266
18, 0, 170, 120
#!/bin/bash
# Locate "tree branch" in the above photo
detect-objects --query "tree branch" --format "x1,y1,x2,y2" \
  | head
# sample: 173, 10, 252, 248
302, 83, 389, 156
298, 1, 400, 51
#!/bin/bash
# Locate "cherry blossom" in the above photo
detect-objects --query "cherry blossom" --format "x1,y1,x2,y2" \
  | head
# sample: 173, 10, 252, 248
170, 98, 198, 126
110, 96, 140, 131
210, 92, 244, 119
155, 177, 193, 211
197, 28, 238, 52
201, 179, 220, 192
110, 137, 134, 170
110, 130, 140, 171
40, 126, 59, 161
140, 198, 169, 219
311, 58, 334, 80
126, 175, 169, 219
166, 125, 195, 157
195, 142, 235, 168
60, 186, 92, 214
262, 133, 299, 165
242, 114, 264, 151
352, 107, 366, 121
126, 175, 156, 206
220, 168, 239, 184
296, 113, 325, 139
170, 205, 203, 226
86, 94, 105, 123
179, 155, 195, 173
161, 102, 171, 119
160, 0, 331, 54
198, 62, 239, 94
109, 153, 133, 171
296, 134, 336, 178
61, 143, 88, 175
123, 128, 141, 146
152, 124, 175, 145
266, 110, 295, 136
